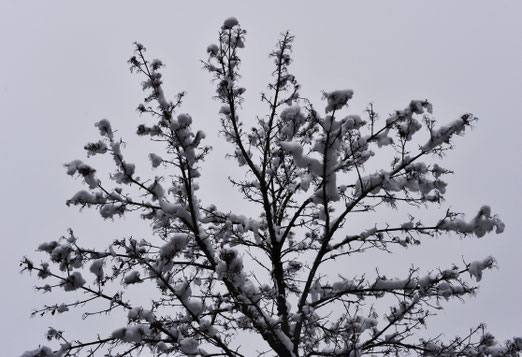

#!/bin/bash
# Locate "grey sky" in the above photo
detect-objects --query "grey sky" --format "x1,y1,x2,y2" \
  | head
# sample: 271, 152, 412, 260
1, 1, 521, 355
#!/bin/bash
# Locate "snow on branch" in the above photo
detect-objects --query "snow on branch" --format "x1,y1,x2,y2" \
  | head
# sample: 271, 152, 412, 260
21, 17, 520, 357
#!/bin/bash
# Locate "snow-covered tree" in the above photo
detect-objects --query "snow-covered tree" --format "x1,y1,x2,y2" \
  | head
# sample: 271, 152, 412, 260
21, 18, 520, 357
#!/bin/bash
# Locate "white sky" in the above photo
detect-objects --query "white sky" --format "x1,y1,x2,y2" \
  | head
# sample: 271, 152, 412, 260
1, 1, 521, 356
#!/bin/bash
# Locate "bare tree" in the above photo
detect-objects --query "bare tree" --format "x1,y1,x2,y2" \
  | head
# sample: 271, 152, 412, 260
21, 17, 521, 357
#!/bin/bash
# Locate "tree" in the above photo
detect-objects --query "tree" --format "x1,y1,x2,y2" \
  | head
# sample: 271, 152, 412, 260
21, 17, 520, 357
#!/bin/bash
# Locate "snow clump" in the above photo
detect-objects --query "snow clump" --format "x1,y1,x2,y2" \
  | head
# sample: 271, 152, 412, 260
468, 256, 496, 282
89, 259, 104, 280
111, 325, 151, 343
123, 271, 141, 285
61, 272, 86, 291
149, 153, 163, 168
438, 205, 505, 238
324, 89, 354, 113
222, 17, 239, 29
94, 119, 113, 139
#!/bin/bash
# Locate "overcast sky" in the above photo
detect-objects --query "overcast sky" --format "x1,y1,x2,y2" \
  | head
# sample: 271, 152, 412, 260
1, 1, 521, 356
